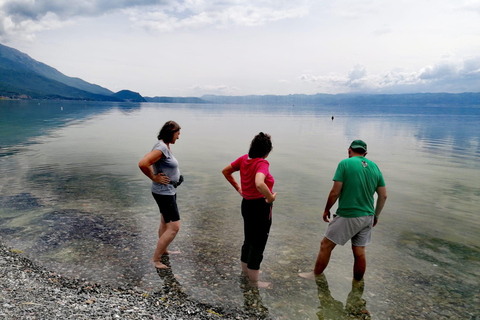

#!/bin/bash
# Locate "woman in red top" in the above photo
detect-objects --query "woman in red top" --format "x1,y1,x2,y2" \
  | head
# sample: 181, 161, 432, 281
222, 132, 276, 288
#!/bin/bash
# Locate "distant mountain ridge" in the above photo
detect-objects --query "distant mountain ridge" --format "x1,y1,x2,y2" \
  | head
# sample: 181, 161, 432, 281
145, 96, 207, 103
1, 43, 479, 106
0, 44, 113, 96
201, 92, 480, 106
0, 43, 121, 100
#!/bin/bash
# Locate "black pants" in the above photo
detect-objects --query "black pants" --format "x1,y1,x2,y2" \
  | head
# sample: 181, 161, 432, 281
241, 198, 272, 270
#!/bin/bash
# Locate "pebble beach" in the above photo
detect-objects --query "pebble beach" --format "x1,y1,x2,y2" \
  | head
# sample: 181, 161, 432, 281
0, 241, 262, 320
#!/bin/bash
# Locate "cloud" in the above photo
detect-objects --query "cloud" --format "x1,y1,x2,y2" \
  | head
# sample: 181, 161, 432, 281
189, 84, 241, 95
127, 1, 309, 32
1, 0, 163, 19
459, 1, 480, 15
0, 4, 75, 41
0, 0, 310, 40
300, 56, 480, 93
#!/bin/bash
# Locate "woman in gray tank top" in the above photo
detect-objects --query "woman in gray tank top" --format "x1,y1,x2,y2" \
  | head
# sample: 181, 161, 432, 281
139, 121, 182, 269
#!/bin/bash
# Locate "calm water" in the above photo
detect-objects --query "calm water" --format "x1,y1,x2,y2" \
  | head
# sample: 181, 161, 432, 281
0, 100, 479, 319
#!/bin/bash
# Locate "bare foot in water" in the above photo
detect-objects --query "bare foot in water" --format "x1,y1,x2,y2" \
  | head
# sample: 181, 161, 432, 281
298, 271, 316, 280
153, 261, 169, 269
251, 281, 272, 289
162, 250, 181, 255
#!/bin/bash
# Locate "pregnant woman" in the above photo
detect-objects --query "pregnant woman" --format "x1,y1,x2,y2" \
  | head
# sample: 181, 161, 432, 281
139, 120, 183, 269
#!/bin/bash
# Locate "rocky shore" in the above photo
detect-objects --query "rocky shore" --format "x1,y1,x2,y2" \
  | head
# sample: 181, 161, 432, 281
0, 242, 260, 320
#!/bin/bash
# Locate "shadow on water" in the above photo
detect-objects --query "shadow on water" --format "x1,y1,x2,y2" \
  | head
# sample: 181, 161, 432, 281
314, 274, 370, 320
154, 255, 188, 299
239, 276, 270, 319
398, 231, 480, 278
0, 205, 150, 288
0, 193, 42, 211
361, 231, 480, 319
153, 255, 269, 319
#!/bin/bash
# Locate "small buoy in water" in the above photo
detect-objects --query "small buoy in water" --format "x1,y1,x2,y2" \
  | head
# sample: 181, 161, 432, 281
331, 116, 334, 121
60, 107, 63, 111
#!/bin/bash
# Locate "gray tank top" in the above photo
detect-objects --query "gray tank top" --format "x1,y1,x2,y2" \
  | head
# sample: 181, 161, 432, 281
151, 140, 180, 195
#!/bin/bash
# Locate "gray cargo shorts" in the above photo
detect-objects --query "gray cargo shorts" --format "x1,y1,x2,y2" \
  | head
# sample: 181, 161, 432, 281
325, 215, 374, 246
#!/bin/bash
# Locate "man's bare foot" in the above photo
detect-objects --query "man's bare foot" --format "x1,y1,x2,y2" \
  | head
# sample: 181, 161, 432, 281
298, 271, 316, 280
162, 250, 181, 256
153, 261, 169, 269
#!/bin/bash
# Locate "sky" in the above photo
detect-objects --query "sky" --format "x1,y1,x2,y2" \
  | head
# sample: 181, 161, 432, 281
0, 0, 479, 97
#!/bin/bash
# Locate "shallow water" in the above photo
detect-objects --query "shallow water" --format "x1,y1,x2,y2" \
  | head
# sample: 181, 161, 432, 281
0, 100, 479, 319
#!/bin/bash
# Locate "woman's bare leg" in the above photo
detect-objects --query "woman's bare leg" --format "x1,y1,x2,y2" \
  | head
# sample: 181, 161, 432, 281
157, 216, 181, 255
247, 269, 271, 288
241, 262, 248, 276
152, 220, 181, 269
158, 215, 167, 238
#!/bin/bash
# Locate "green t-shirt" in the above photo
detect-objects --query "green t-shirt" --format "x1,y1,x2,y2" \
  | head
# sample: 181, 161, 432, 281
333, 156, 385, 218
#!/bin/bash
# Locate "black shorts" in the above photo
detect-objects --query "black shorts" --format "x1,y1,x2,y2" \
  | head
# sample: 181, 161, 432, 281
152, 193, 180, 223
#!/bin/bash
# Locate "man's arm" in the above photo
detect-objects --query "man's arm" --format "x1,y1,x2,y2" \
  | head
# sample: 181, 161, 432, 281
373, 186, 387, 226
323, 181, 343, 222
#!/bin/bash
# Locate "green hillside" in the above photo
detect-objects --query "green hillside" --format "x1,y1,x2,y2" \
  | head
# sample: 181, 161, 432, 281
0, 43, 117, 100
112, 90, 147, 102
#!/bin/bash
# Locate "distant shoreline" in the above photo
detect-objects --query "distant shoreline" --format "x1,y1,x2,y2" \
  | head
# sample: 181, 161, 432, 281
1, 92, 479, 106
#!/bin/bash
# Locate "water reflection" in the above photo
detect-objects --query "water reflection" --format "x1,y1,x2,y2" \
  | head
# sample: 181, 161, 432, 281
315, 274, 370, 320
0, 100, 140, 156
155, 255, 187, 299
240, 275, 269, 318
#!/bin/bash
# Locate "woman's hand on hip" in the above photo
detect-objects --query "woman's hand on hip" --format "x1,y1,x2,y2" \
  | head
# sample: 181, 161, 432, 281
153, 173, 170, 185
265, 192, 277, 203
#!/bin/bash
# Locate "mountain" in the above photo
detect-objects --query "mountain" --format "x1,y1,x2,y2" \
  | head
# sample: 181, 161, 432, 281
2, 43, 479, 105
201, 92, 480, 106
0, 43, 120, 101
145, 96, 207, 103
112, 90, 146, 102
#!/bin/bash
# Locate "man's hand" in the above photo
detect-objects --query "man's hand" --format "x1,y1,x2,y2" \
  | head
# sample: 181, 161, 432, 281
323, 210, 331, 222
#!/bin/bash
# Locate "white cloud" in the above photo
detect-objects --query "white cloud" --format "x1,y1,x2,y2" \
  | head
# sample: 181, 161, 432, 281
459, 1, 480, 15
300, 56, 480, 93
127, 2, 309, 32
0, 7, 72, 41
0, 0, 311, 40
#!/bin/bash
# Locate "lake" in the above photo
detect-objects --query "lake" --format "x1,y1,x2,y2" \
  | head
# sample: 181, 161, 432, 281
0, 100, 479, 319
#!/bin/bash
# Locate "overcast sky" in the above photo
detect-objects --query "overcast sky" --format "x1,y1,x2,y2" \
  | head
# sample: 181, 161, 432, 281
1, 0, 479, 97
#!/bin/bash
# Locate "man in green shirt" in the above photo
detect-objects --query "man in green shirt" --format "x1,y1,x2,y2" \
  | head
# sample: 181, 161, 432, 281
300, 140, 387, 281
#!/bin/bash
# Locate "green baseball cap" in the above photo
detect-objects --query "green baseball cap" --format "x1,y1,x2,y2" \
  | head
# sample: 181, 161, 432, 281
349, 140, 367, 151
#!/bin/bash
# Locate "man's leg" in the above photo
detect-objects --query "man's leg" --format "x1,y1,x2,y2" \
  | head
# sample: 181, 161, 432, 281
299, 237, 337, 279
314, 237, 337, 275
351, 245, 366, 281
